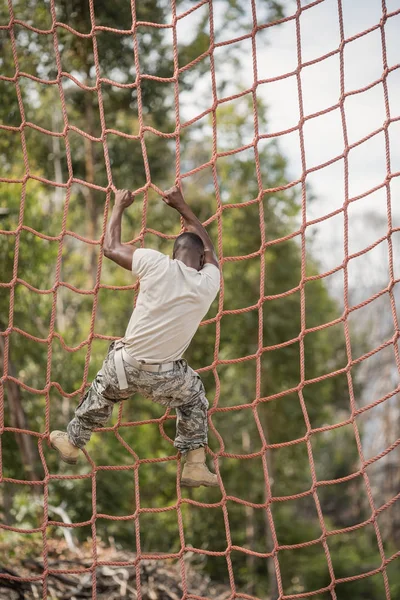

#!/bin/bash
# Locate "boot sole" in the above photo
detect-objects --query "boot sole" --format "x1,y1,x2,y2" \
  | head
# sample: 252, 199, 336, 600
50, 443, 78, 465
181, 477, 219, 488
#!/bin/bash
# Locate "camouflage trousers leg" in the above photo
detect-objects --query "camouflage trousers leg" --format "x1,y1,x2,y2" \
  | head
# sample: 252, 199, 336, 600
67, 342, 209, 453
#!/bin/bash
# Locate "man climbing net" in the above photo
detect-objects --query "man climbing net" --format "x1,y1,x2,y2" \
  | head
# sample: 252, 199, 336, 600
50, 186, 221, 488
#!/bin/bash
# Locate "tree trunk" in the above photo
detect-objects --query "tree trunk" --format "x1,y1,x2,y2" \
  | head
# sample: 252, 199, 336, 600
83, 94, 100, 287
51, 108, 67, 337
242, 429, 256, 595
0, 337, 41, 487
1, 484, 14, 525
262, 416, 279, 600
51, 108, 64, 210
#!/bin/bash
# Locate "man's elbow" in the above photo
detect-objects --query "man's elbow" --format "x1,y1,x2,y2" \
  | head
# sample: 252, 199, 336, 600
103, 245, 114, 259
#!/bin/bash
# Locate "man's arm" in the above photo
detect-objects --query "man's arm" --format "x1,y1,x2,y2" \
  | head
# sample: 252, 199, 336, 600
103, 189, 136, 271
162, 185, 219, 268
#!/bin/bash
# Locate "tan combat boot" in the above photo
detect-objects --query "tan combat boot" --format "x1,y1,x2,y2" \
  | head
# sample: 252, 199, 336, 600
50, 431, 80, 465
181, 447, 219, 488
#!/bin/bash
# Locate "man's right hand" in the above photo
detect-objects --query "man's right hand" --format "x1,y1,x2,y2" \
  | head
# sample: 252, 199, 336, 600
162, 185, 187, 210
115, 189, 134, 209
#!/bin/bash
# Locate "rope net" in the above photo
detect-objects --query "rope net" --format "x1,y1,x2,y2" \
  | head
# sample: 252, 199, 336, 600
1, 0, 400, 598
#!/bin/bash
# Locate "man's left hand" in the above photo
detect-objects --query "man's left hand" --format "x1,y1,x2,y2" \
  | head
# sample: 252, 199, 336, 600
115, 189, 134, 209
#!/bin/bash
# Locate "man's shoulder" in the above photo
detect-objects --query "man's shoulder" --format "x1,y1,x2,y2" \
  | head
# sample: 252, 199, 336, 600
135, 248, 167, 260
201, 263, 220, 274
200, 263, 220, 278
199, 263, 221, 293
132, 248, 169, 276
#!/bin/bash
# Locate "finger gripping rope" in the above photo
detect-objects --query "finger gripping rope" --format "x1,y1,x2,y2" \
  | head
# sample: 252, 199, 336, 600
0, 1, 400, 599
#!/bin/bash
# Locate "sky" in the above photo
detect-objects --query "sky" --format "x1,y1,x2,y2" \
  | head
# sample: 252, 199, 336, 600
255, 0, 400, 276
177, 0, 400, 298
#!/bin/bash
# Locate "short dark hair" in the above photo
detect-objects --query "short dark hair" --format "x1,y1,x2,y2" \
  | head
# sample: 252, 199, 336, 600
173, 232, 204, 256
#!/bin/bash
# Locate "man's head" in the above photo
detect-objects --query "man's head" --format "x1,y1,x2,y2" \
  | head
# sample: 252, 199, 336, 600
173, 232, 205, 271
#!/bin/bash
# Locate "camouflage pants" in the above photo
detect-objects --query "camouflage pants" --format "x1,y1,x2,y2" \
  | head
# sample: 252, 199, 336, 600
67, 342, 209, 454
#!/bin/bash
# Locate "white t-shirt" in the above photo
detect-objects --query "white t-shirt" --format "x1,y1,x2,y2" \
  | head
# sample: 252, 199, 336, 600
122, 248, 220, 363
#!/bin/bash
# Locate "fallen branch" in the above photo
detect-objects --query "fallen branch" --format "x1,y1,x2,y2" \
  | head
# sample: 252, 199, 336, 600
0, 540, 233, 600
